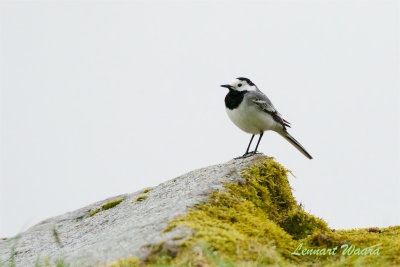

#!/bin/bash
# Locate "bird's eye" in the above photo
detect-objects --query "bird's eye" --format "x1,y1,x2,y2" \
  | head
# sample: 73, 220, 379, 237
238, 83, 242, 87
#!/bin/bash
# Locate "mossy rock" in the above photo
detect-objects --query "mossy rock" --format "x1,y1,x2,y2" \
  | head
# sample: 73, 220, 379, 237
135, 158, 399, 267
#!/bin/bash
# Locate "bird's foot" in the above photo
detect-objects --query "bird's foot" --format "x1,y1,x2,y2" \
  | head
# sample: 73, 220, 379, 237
234, 151, 263, 159
234, 154, 249, 160
234, 152, 255, 160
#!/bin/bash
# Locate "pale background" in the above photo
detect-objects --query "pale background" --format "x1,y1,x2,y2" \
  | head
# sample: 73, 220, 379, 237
1, 0, 399, 237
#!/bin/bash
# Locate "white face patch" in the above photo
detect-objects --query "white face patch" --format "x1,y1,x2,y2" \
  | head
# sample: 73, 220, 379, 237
229, 80, 257, 92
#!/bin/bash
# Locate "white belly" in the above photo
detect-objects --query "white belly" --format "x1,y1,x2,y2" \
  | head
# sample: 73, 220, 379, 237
226, 101, 279, 134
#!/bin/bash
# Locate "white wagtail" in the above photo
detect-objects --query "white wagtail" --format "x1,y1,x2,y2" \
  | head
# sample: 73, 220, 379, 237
221, 77, 312, 159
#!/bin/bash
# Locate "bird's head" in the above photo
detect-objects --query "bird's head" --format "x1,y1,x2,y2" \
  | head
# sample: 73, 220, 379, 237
220, 77, 257, 92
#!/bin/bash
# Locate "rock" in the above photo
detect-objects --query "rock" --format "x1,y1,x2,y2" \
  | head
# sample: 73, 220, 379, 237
3, 155, 399, 267
0, 155, 263, 266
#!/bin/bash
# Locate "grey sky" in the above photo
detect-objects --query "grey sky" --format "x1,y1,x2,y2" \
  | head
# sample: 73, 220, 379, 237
1, 1, 399, 237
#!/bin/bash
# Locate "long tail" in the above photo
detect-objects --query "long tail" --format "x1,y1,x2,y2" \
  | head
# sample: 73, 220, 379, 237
279, 131, 313, 159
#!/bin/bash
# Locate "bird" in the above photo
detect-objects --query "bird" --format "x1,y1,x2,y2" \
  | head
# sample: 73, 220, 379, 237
221, 77, 312, 159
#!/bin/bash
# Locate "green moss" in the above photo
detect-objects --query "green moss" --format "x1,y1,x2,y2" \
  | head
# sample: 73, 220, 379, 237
142, 157, 400, 266
52, 226, 62, 247
89, 197, 126, 217
136, 195, 148, 202
9, 245, 16, 267
143, 188, 152, 193
102, 198, 125, 210
89, 209, 100, 217
54, 258, 70, 267
302, 226, 400, 266
33, 258, 70, 267
281, 207, 328, 240
109, 257, 140, 267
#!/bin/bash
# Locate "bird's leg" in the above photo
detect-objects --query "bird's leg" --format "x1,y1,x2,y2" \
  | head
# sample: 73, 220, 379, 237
253, 131, 264, 154
244, 134, 255, 155
234, 134, 255, 159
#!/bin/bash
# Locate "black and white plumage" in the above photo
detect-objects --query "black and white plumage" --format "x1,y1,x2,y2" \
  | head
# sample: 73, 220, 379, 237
221, 77, 312, 159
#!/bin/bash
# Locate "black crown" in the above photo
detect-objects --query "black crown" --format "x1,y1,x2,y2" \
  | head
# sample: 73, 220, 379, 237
236, 77, 255, 86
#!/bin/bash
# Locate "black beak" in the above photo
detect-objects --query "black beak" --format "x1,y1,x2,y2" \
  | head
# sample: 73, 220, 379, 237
220, 84, 233, 89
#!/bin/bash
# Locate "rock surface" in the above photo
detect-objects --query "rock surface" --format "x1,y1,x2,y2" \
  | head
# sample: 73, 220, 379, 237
0, 155, 264, 266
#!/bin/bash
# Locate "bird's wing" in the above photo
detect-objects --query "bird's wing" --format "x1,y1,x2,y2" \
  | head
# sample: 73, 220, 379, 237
247, 91, 291, 129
